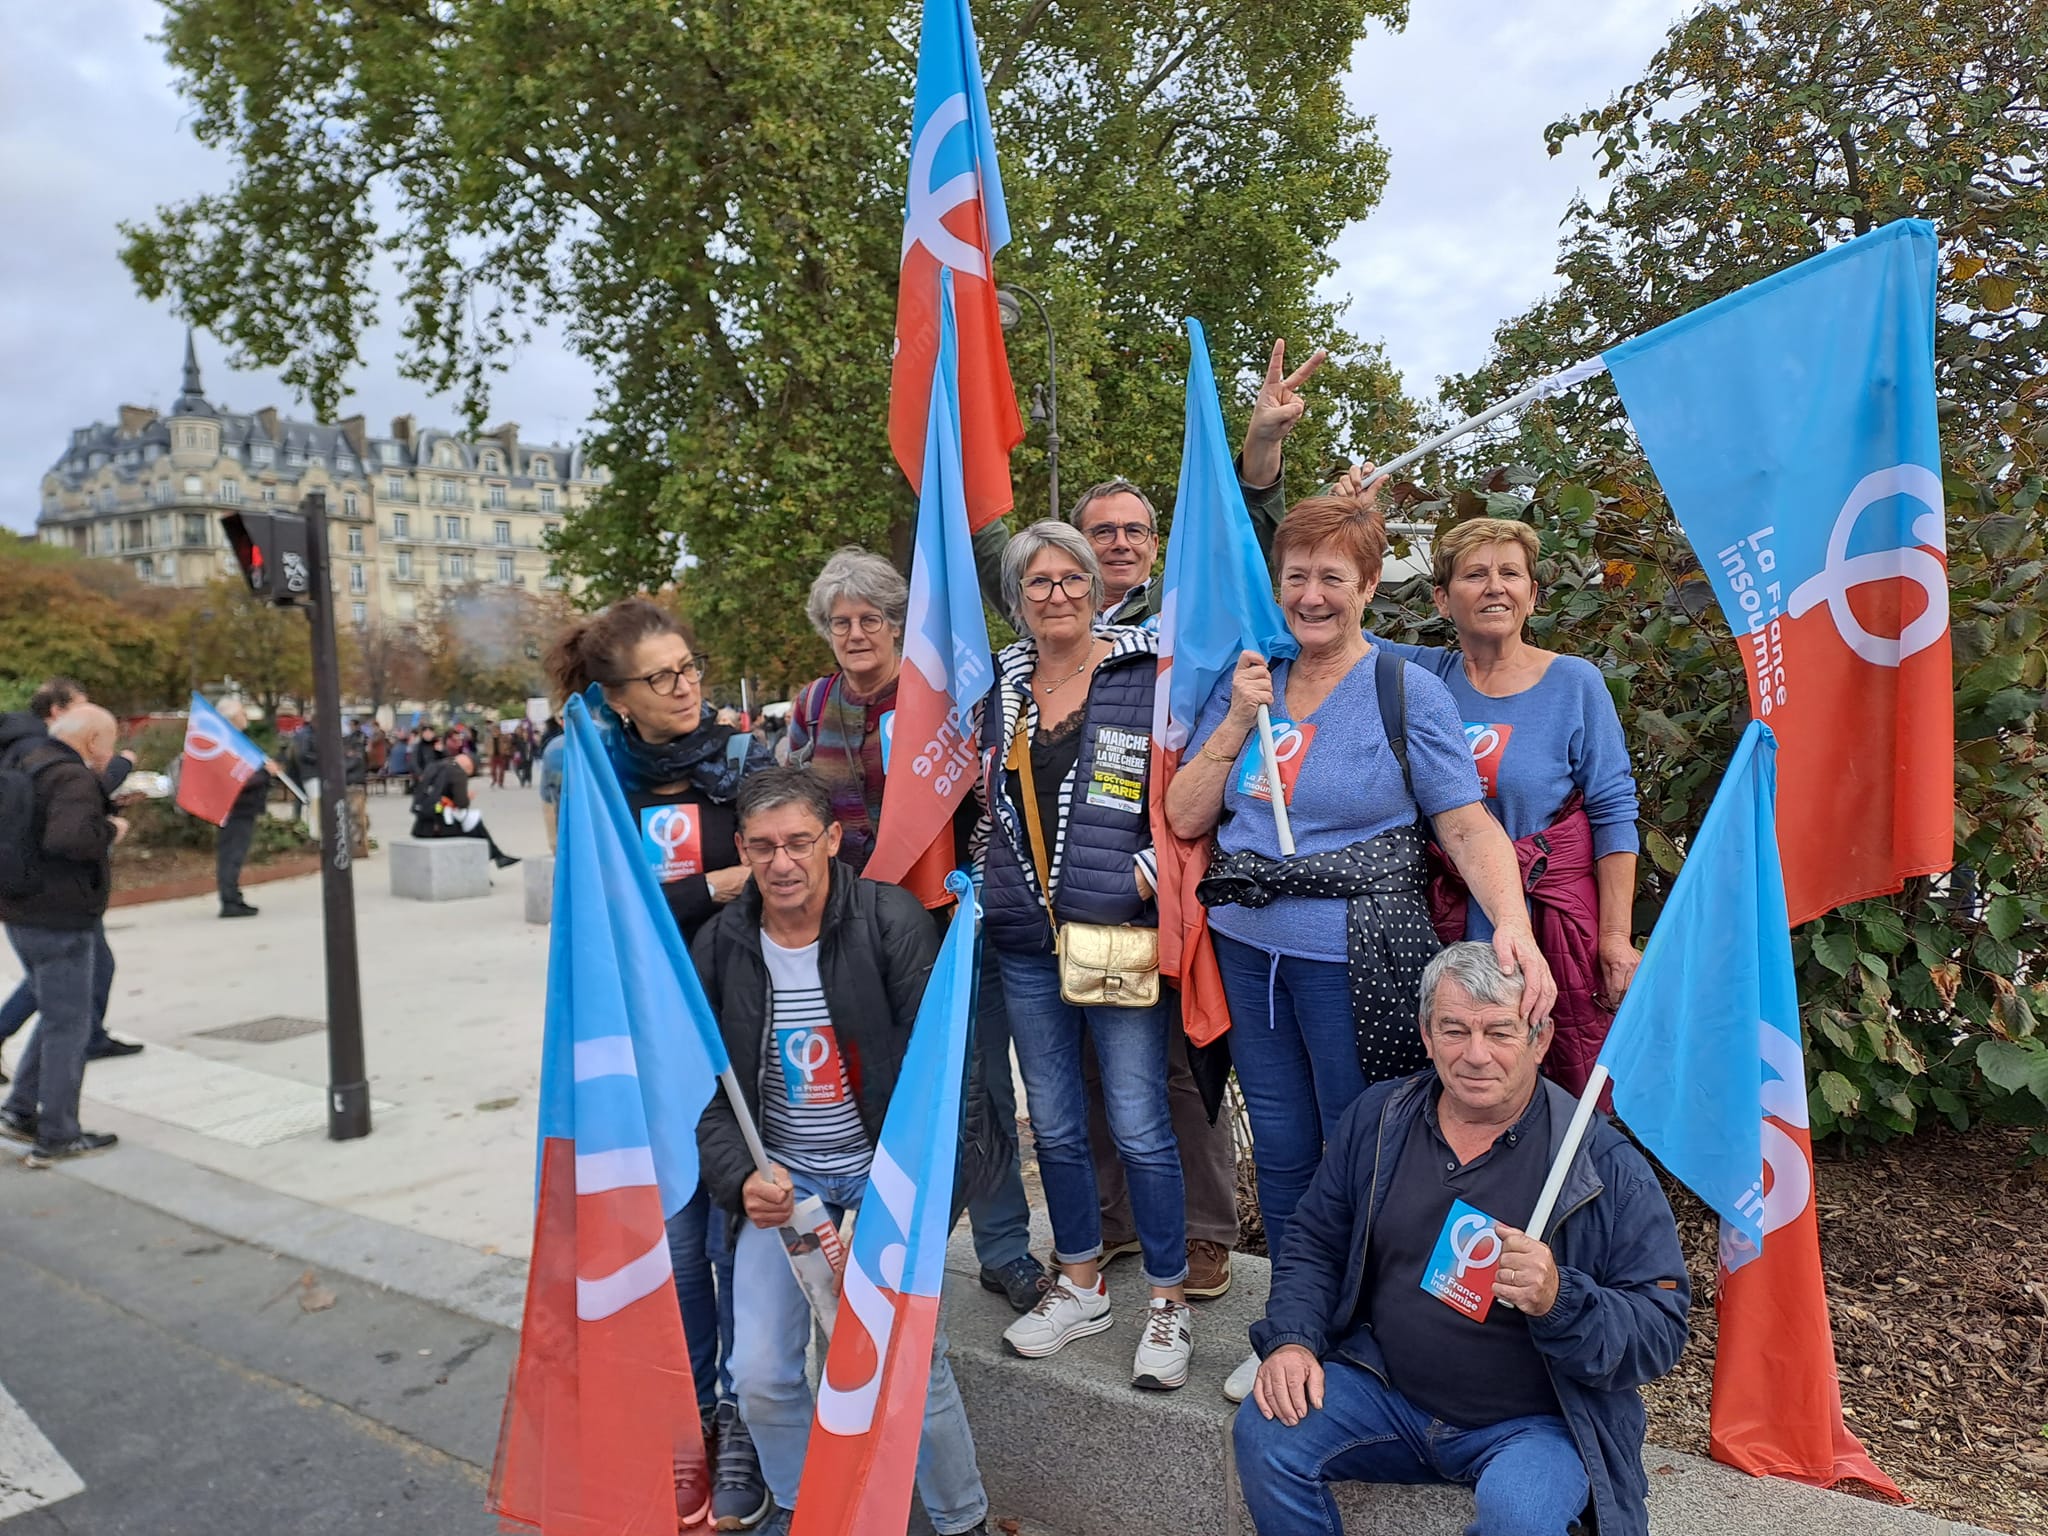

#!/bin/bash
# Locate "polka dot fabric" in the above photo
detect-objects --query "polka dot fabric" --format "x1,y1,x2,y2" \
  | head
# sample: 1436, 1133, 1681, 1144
1197, 824, 1440, 1082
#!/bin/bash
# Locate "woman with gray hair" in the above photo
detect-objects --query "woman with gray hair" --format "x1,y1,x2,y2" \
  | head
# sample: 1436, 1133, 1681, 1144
786, 547, 910, 873
976, 522, 1196, 1391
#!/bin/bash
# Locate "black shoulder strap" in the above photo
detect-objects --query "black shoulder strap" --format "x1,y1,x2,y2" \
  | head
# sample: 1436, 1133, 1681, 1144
1372, 646, 1411, 798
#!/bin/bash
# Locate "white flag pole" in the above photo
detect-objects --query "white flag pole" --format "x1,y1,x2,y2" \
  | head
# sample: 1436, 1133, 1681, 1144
718, 1064, 845, 1336
1365, 357, 1610, 489
1525, 1064, 1611, 1241
1254, 704, 1296, 855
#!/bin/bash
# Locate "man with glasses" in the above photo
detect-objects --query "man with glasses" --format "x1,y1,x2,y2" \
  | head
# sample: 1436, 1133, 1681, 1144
695, 768, 1001, 1536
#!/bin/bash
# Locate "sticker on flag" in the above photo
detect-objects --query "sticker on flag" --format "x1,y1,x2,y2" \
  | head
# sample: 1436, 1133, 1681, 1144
1420, 1199, 1503, 1322
1234, 718, 1315, 805
1463, 722, 1513, 799
638, 803, 703, 882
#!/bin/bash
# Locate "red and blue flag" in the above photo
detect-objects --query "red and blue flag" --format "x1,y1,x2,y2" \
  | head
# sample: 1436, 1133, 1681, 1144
491, 695, 728, 1534
791, 872, 979, 1536
889, 0, 1021, 532
175, 692, 268, 826
1602, 219, 1951, 926
866, 274, 994, 901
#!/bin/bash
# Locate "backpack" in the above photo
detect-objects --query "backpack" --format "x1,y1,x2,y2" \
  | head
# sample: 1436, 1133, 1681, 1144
410, 765, 443, 821
1372, 645, 1411, 799
0, 740, 61, 900
784, 675, 837, 768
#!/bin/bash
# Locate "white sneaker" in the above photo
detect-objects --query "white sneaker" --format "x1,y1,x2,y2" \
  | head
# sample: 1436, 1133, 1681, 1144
1223, 1351, 1260, 1403
1004, 1277, 1112, 1358
1132, 1298, 1193, 1391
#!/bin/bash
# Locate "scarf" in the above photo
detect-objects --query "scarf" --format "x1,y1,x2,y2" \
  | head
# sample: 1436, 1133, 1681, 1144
579, 683, 748, 800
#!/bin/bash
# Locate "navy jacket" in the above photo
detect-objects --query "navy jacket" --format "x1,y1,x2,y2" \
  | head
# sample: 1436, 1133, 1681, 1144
976, 626, 1160, 955
1251, 1074, 1690, 1536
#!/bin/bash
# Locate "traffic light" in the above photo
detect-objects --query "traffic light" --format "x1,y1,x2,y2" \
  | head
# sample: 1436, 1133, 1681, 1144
222, 511, 313, 606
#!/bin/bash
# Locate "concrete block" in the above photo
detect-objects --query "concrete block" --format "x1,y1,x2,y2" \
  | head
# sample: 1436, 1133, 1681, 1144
523, 855, 554, 925
389, 838, 490, 901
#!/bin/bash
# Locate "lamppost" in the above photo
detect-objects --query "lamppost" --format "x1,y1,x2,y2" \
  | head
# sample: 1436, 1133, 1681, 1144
996, 284, 1060, 521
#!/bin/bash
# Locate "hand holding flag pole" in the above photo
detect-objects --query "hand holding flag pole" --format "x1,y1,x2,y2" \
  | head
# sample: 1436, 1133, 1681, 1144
1253, 704, 1296, 854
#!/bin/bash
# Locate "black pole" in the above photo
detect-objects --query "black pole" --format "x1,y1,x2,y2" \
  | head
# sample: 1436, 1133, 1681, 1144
1001, 283, 1061, 519
300, 492, 371, 1140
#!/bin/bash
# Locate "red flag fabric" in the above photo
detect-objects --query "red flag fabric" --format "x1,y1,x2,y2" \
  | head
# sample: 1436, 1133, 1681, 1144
175, 693, 267, 827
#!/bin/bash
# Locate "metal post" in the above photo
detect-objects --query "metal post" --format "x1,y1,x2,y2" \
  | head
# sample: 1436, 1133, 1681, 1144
1001, 284, 1061, 519
300, 492, 371, 1140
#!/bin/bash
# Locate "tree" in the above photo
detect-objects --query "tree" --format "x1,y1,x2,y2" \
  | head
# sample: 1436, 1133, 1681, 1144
1389, 0, 2048, 1147
419, 584, 570, 713
343, 618, 433, 718
190, 578, 316, 719
123, 0, 1418, 670
0, 537, 179, 713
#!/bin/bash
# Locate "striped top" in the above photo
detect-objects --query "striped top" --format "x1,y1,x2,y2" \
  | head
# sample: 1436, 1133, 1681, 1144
758, 933, 872, 1180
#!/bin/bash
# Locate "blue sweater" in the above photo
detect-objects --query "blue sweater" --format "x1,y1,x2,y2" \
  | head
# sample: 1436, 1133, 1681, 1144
1370, 641, 1641, 941
1189, 648, 1480, 962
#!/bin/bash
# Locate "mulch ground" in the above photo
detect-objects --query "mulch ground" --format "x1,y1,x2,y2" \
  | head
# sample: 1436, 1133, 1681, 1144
1230, 1119, 2047, 1534
109, 847, 322, 906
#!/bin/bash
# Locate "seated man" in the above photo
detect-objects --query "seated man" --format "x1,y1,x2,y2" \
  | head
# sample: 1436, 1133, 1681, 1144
1234, 942, 1689, 1536
695, 769, 993, 1536
409, 750, 518, 867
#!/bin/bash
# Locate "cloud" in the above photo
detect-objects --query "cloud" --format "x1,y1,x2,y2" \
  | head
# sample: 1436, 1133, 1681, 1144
1, 0, 1686, 532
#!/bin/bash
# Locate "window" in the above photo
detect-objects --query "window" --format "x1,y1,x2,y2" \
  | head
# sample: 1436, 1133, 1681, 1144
251, 443, 274, 466
219, 480, 240, 504
488, 484, 506, 508
346, 527, 364, 554
539, 486, 556, 511
493, 519, 511, 545
286, 447, 305, 467
137, 556, 154, 579
437, 479, 461, 504
543, 521, 560, 541
343, 492, 359, 517
497, 555, 515, 584
532, 456, 552, 478
337, 453, 356, 472
351, 602, 367, 627
154, 478, 170, 504
385, 476, 404, 498
183, 474, 203, 495
392, 512, 411, 537
451, 553, 471, 580
396, 549, 414, 580
183, 514, 209, 546
262, 486, 277, 501
154, 514, 173, 546
436, 443, 456, 467
307, 453, 324, 469
482, 452, 499, 473
349, 563, 366, 594
379, 443, 401, 465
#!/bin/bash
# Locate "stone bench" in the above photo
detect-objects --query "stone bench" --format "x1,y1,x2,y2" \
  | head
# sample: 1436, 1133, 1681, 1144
523, 855, 554, 925
389, 837, 490, 901
937, 1217, 1994, 1536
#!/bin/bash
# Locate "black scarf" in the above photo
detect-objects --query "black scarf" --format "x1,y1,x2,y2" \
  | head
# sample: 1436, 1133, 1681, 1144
581, 684, 749, 800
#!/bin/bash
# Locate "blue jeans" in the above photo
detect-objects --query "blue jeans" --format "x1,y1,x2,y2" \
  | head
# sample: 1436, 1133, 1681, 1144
729, 1167, 987, 1533
1213, 933, 1367, 1268
0, 918, 114, 1051
1233, 1358, 1587, 1536
2, 925, 99, 1145
995, 946, 1187, 1287
665, 1188, 736, 1414
965, 951, 1033, 1270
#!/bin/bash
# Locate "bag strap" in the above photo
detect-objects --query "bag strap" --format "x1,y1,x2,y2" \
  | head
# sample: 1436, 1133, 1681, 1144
1372, 645, 1411, 800
1005, 723, 1055, 913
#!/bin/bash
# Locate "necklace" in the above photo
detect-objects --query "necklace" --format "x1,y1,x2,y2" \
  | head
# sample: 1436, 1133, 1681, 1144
1035, 640, 1097, 694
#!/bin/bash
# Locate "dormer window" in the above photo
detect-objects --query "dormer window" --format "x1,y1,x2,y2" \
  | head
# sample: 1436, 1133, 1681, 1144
532, 455, 552, 479
436, 443, 457, 467
286, 447, 306, 467
251, 443, 274, 466
481, 452, 499, 473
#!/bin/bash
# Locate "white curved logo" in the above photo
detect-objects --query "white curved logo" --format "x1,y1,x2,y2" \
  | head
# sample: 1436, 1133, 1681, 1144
816, 1147, 918, 1435
1466, 726, 1503, 763
1785, 465, 1947, 667
649, 806, 695, 854
1271, 725, 1308, 764
783, 1029, 832, 1086
1448, 1211, 1502, 1279
186, 728, 230, 762
1720, 1019, 1814, 1272
902, 94, 987, 276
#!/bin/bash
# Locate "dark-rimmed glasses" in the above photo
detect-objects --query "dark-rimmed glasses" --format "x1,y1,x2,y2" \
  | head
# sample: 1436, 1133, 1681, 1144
1022, 572, 1094, 602
607, 657, 706, 695
1083, 520, 1155, 547
828, 613, 890, 637
741, 831, 824, 863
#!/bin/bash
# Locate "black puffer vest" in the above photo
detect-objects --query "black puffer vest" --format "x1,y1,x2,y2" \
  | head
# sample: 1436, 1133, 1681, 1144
979, 627, 1160, 955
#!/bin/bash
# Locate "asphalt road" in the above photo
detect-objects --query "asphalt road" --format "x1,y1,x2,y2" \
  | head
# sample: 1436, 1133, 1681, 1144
0, 1160, 511, 1535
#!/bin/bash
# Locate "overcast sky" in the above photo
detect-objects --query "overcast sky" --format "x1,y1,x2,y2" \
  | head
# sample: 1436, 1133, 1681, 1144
0, 0, 1688, 534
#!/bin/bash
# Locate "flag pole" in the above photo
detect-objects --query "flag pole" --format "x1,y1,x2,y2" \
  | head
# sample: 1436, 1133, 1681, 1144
1364, 357, 1609, 489
1525, 1064, 1610, 1241
717, 1065, 846, 1337
1253, 704, 1296, 855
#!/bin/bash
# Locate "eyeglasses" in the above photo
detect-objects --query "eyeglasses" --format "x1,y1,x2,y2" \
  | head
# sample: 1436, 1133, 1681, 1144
741, 832, 824, 863
1022, 572, 1094, 602
608, 657, 706, 695
828, 613, 890, 637
1084, 521, 1155, 547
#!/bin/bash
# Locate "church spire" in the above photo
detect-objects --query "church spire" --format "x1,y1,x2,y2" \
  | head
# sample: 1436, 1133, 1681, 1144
172, 326, 213, 415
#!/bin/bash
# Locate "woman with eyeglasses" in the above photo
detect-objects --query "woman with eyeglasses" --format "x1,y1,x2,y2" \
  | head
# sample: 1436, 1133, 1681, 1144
974, 521, 1197, 1393
543, 597, 773, 1531
1162, 494, 1557, 1404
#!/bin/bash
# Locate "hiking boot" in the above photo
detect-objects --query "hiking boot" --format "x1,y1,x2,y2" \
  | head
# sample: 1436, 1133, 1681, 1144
24, 1131, 118, 1169
1132, 1298, 1193, 1391
674, 1446, 710, 1530
1224, 1351, 1261, 1404
709, 1400, 769, 1530
1184, 1240, 1232, 1300
0, 1107, 37, 1145
220, 900, 260, 918
978, 1253, 1050, 1312
1098, 1236, 1141, 1267
1002, 1276, 1111, 1359
86, 1035, 146, 1060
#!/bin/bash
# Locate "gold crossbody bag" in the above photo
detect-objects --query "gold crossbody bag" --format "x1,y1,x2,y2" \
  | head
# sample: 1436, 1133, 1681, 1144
1010, 722, 1161, 1008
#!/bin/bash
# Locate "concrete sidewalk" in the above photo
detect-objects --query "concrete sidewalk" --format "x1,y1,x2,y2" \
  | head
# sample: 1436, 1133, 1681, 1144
0, 778, 2009, 1535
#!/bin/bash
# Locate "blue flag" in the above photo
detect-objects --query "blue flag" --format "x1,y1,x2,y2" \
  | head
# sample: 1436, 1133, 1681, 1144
1154, 316, 1298, 753
1597, 721, 1793, 1257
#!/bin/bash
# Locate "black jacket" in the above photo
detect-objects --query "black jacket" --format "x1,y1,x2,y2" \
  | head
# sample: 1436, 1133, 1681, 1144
693, 861, 1008, 1218
0, 734, 116, 931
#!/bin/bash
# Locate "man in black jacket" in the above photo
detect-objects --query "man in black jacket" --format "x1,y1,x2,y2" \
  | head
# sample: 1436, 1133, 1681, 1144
410, 751, 518, 867
694, 769, 995, 1536
0, 706, 127, 1166
214, 699, 278, 918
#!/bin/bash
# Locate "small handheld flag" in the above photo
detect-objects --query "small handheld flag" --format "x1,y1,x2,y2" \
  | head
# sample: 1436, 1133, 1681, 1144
790, 872, 979, 1536
175, 693, 269, 826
